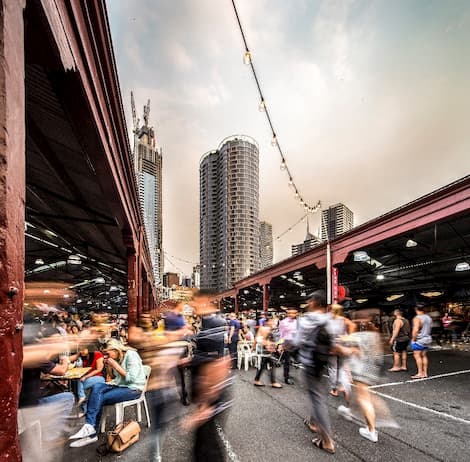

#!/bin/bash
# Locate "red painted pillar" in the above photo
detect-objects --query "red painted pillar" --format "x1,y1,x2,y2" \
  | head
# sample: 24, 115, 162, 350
234, 294, 239, 315
126, 247, 138, 328
0, 0, 26, 458
142, 279, 149, 313
136, 230, 143, 319
262, 284, 269, 313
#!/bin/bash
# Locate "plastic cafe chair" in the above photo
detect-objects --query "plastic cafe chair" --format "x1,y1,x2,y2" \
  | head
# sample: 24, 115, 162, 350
100, 365, 151, 433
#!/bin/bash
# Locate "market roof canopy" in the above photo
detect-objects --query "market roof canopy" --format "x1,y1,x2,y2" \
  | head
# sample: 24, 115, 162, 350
339, 212, 470, 301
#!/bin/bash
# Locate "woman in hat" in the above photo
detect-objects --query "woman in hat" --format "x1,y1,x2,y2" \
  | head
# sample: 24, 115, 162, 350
68, 338, 147, 448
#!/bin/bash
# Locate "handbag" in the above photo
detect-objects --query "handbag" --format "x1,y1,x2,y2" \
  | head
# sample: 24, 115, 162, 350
97, 420, 141, 455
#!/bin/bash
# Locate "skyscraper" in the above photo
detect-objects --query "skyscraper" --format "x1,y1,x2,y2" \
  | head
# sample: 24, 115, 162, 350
259, 221, 273, 269
131, 93, 163, 284
200, 135, 260, 292
292, 219, 322, 256
321, 203, 354, 241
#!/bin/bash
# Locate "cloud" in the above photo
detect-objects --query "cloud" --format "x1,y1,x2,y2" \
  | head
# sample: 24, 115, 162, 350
107, 0, 470, 273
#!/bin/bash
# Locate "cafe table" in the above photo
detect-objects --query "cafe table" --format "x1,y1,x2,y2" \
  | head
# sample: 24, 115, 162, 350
41, 366, 92, 393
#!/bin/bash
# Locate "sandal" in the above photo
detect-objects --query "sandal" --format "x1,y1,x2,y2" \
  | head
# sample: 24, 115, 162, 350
303, 418, 318, 434
388, 368, 401, 372
329, 389, 339, 397
411, 374, 424, 379
254, 382, 265, 387
271, 382, 283, 388
312, 438, 335, 454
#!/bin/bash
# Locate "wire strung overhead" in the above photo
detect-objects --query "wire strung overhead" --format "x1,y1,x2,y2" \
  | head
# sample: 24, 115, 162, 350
230, 0, 321, 215
164, 251, 198, 266
275, 213, 309, 242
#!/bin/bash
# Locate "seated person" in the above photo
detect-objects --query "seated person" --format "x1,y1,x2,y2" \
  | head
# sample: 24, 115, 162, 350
20, 320, 74, 452
69, 346, 105, 414
239, 325, 254, 342
69, 339, 146, 448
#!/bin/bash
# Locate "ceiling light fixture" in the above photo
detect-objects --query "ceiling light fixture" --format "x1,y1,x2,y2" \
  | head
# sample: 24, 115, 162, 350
455, 262, 470, 272
376, 274, 385, 280
353, 251, 369, 262
406, 239, 418, 248
35, 259, 45, 265
67, 254, 82, 265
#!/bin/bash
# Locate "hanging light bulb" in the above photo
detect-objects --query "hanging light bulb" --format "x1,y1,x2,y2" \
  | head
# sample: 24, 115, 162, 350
271, 135, 278, 147
243, 50, 252, 65
258, 99, 266, 112
304, 204, 309, 211
280, 160, 287, 171
295, 191, 299, 198
288, 178, 294, 188
300, 200, 304, 206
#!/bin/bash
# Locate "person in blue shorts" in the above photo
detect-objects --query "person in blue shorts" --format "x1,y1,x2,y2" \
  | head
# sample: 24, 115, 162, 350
410, 306, 432, 379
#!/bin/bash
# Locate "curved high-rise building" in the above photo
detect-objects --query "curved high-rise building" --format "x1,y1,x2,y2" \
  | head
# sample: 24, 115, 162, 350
200, 135, 260, 292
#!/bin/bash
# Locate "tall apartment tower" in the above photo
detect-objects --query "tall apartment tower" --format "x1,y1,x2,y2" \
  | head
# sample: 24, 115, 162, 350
131, 93, 163, 285
200, 135, 260, 292
259, 221, 273, 269
321, 203, 354, 240
292, 219, 322, 256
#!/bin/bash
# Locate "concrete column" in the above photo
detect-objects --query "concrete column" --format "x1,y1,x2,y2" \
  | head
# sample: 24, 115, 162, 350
0, 0, 26, 458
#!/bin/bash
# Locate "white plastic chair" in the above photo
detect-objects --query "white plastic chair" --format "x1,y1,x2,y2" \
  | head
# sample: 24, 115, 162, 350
100, 365, 151, 433
237, 341, 254, 371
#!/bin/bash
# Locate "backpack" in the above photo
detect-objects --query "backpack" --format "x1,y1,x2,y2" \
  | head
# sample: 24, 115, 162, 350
311, 323, 332, 375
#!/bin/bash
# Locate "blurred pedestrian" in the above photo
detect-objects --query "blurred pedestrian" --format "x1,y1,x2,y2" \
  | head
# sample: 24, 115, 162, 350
279, 308, 298, 385
253, 318, 282, 388
295, 290, 335, 454
227, 312, 241, 368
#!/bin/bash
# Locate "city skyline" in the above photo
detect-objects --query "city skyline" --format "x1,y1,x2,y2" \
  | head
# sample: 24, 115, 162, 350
107, 0, 470, 277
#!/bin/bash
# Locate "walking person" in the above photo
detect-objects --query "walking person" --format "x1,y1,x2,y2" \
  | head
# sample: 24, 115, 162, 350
388, 309, 410, 372
253, 318, 282, 388
295, 290, 335, 455
337, 310, 384, 443
227, 312, 241, 369
411, 306, 432, 379
278, 308, 298, 385
326, 304, 355, 398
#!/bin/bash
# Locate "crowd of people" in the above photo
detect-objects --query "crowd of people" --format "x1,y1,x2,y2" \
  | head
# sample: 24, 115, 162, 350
19, 294, 464, 460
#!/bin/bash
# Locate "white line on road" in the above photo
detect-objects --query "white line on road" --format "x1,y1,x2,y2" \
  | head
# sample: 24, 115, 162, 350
371, 389, 470, 425
370, 369, 470, 389
215, 422, 241, 462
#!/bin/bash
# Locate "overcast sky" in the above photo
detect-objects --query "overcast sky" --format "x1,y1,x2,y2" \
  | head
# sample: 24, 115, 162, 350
107, 0, 470, 277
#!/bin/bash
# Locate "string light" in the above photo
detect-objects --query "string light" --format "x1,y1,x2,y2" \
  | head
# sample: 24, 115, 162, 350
274, 205, 321, 241
231, 0, 321, 214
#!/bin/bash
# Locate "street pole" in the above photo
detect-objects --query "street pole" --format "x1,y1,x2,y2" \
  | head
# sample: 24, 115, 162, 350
326, 241, 332, 305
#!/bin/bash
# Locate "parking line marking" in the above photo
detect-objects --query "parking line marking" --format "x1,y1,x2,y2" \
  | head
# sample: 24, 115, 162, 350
371, 389, 470, 425
370, 369, 470, 389
216, 422, 241, 462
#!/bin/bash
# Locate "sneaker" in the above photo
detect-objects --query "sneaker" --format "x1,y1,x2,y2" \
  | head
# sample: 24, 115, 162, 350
69, 435, 98, 448
359, 427, 378, 443
69, 423, 95, 440
337, 405, 353, 421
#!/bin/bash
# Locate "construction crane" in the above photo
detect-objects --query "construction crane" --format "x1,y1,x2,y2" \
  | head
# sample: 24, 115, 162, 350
131, 91, 139, 132
143, 99, 150, 127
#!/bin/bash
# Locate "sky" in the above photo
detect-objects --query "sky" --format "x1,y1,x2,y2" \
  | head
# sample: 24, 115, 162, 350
107, 0, 470, 277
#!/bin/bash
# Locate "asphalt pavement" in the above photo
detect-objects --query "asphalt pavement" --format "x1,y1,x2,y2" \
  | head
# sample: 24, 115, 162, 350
54, 346, 470, 462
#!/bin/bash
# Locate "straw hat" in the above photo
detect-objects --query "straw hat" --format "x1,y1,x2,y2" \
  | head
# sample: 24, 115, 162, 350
102, 338, 135, 353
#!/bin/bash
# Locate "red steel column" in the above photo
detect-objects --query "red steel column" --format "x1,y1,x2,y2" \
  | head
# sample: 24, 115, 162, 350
126, 247, 138, 327
136, 228, 143, 318
234, 294, 239, 315
0, 0, 26, 458
262, 284, 269, 313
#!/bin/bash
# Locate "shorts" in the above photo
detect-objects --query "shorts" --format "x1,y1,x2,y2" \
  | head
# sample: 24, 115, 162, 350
411, 342, 429, 351
392, 339, 409, 353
